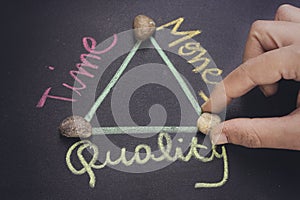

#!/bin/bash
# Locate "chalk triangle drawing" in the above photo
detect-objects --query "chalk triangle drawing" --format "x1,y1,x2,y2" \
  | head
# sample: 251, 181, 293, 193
84, 36, 201, 135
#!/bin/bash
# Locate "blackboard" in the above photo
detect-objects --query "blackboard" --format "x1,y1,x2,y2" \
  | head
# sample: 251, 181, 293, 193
2, 0, 300, 199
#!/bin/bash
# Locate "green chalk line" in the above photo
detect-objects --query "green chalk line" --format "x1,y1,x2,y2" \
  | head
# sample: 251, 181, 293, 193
150, 37, 201, 115
84, 41, 142, 122
93, 126, 197, 135
84, 37, 201, 133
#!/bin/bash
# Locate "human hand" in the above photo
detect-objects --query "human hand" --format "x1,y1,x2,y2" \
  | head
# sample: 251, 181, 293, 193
200, 4, 300, 150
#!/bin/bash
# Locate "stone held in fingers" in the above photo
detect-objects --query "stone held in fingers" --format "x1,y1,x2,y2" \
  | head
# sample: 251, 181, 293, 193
197, 113, 221, 135
59, 115, 92, 138
133, 15, 156, 41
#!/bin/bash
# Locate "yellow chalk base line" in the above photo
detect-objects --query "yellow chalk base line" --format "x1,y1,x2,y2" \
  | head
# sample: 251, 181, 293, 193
92, 126, 198, 135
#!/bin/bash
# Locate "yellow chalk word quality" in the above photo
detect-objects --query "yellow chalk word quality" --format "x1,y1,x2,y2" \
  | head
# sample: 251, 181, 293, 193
66, 132, 228, 189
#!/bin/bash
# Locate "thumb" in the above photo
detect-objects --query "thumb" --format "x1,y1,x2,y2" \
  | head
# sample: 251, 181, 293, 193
210, 110, 300, 150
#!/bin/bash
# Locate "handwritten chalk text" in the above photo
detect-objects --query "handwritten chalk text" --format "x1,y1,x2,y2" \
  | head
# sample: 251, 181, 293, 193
157, 18, 222, 102
66, 132, 228, 188
36, 35, 117, 108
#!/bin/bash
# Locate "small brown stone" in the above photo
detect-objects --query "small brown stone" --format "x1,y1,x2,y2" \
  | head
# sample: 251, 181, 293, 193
133, 15, 156, 41
197, 113, 221, 135
59, 115, 92, 138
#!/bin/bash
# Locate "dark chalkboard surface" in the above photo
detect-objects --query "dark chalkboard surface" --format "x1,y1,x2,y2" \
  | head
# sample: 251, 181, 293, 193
2, 0, 300, 199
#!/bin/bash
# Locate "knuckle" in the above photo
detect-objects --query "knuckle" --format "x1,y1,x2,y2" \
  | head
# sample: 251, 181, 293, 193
239, 61, 258, 85
250, 20, 267, 37
281, 45, 300, 80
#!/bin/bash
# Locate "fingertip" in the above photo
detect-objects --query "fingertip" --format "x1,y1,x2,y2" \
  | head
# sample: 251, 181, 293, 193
201, 101, 211, 113
210, 119, 258, 148
210, 123, 228, 145
210, 132, 228, 145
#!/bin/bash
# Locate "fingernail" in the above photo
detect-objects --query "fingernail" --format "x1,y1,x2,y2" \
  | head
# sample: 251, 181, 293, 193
201, 102, 210, 113
211, 133, 228, 145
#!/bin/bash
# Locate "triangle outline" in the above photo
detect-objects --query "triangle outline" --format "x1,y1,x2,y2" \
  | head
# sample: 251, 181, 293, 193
83, 36, 201, 135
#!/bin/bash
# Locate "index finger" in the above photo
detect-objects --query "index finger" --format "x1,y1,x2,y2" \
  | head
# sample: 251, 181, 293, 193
202, 44, 300, 113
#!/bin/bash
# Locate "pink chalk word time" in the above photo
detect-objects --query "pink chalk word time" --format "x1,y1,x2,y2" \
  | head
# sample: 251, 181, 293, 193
36, 35, 118, 108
